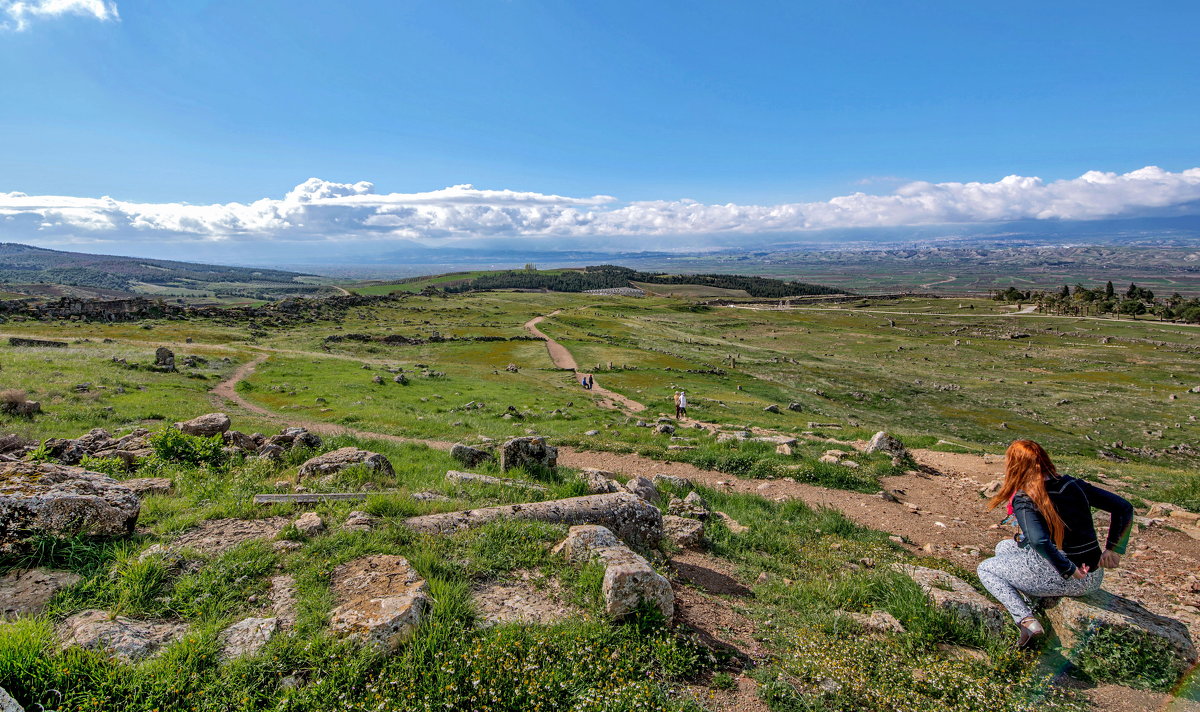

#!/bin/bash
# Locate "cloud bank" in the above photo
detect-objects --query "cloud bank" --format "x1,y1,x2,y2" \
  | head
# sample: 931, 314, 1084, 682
3, 167, 1199, 249
1, 0, 117, 30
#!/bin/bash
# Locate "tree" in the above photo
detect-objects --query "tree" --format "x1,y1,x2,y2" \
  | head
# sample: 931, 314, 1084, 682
1105, 281, 1115, 299
1060, 285, 1070, 298
1118, 299, 1146, 316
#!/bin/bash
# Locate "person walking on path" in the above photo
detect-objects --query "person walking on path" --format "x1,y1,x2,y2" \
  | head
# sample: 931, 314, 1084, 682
674, 390, 687, 418
976, 440, 1133, 647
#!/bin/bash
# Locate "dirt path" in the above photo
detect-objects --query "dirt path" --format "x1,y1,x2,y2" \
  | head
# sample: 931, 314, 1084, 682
524, 311, 646, 413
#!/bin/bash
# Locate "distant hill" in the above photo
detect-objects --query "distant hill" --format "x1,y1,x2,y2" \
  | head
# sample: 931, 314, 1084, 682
0, 243, 331, 302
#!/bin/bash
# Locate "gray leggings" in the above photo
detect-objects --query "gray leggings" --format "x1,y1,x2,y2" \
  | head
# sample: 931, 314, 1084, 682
977, 538, 1104, 622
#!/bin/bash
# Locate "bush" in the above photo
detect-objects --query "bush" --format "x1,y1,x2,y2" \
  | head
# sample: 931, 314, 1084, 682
148, 427, 226, 467
1071, 625, 1189, 691
78, 455, 129, 476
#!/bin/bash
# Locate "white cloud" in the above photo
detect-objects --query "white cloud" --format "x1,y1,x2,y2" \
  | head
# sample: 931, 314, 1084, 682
2, 166, 1199, 248
1, 0, 117, 31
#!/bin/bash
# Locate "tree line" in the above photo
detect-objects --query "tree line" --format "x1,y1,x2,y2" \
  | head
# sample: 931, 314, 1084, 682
442, 265, 844, 298
994, 281, 1200, 322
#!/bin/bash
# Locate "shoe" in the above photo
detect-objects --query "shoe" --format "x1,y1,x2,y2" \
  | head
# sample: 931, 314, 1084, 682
1016, 616, 1044, 648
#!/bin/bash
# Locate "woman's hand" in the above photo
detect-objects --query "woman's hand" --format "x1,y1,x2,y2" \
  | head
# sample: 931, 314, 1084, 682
1070, 564, 1090, 580
1098, 550, 1122, 569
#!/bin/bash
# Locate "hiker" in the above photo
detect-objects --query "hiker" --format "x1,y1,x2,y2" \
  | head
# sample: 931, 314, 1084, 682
675, 390, 687, 418
976, 439, 1133, 647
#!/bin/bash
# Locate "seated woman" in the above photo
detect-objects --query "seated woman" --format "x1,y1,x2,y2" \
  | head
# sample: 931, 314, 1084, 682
977, 439, 1133, 646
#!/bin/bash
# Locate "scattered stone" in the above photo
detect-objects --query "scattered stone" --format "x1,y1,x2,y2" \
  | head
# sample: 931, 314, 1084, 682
121, 478, 172, 497
223, 430, 258, 452
410, 491, 452, 502
342, 511, 379, 532
0, 568, 82, 618
273, 540, 302, 553
171, 517, 290, 555
405, 492, 663, 549
293, 512, 325, 537
499, 436, 558, 472
57, 609, 187, 661
256, 444, 285, 460
579, 468, 621, 494
554, 525, 673, 619
818, 454, 840, 464
266, 427, 322, 450
624, 476, 660, 504
297, 447, 395, 479
668, 491, 710, 520
763, 404, 780, 413
866, 432, 908, 459
844, 609, 906, 634
654, 423, 676, 435
662, 515, 704, 548
839, 459, 860, 469
269, 575, 298, 628
174, 412, 231, 437
788, 403, 803, 412
219, 617, 278, 660
446, 470, 548, 491
472, 574, 580, 627
450, 443, 494, 468
652, 474, 692, 490
714, 511, 749, 534
328, 555, 430, 653
892, 564, 1006, 632
154, 347, 175, 370
1046, 590, 1197, 668
0, 686, 22, 712
584, 429, 600, 436
0, 462, 140, 553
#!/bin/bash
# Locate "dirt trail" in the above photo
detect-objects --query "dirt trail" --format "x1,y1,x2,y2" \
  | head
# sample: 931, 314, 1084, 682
524, 311, 646, 413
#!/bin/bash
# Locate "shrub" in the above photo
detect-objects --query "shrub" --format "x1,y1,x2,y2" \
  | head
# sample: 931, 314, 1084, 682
1071, 625, 1189, 691
79, 455, 128, 476
148, 427, 226, 468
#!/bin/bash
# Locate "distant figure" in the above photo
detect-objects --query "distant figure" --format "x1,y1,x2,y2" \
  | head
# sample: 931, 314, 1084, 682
675, 390, 687, 418
977, 440, 1133, 647
581, 374, 592, 390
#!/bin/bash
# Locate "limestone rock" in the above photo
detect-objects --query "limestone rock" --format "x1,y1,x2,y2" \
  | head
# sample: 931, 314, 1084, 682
342, 511, 379, 532
554, 525, 673, 619
171, 517, 289, 555
450, 443, 494, 468
0, 686, 22, 712
624, 476, 660, 504
652, 474, 692, 490
154, 347, 175, 370
270, 575, 298, 629
867, 431, 908, 459
220, 617, 278, 660
819, 454, 840, 464
267, 427, 322, 450
446, 470, 547, 491
0, 568, 82, 618
714, 511, 749, 534
892, 563, 1006, 632
256, 444, 285, 460
0, 462, 140, 554
499, 436, 557, 472
668, 491, 710, 521
223, 430, 258, 452
845, 609, 905, 634
297, 447, 394, 479
654, 423, 676, 435
763, 404, 781, 413
662, 515, 704, 548
175, 413, 231, 437
328, 555, 430, 653
405, 492, 663, 550
58, 609, 187, 661
293, 512, 325, 537
579, 468, 621, 494
1047, 590, 1197, 667
121, 478, 172, 497
410, 491, 452, 502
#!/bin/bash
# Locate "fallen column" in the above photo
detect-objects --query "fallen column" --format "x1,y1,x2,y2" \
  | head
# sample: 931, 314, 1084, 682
403, 492, 662, 549
554, 524, 673, 619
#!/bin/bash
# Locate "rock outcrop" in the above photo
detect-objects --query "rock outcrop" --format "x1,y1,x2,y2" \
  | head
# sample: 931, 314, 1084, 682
1, 462, 140, 553
219, 617, 278, 660
175, 413, 231, 437
328, 555, 430, 653
624, 476, 660, 504
450, 443, 494, 467
0, 685, 22, 712
662, 515, 704, 548
866, 431, 908, 459
1047, 590, 1197, 668
297, 447, 394, 479
57, 609, 187, 661
554, 525, 673, 618
404, 492, 663, 549
892, 563, 1006, 632
499, 436, 557, 472
0, 568, 81, 618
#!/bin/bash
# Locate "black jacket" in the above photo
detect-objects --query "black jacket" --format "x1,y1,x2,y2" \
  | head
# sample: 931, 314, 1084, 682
1013, 475, 1133, 578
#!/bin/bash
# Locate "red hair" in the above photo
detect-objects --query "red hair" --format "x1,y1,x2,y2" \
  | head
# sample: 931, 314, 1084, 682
987, 440, 1066, 547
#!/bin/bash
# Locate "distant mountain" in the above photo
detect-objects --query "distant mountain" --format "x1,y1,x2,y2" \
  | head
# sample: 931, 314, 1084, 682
0, 243, 321, 301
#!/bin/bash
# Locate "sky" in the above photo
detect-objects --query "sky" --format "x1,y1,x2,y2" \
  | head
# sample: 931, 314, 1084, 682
2, 1, 1199, 260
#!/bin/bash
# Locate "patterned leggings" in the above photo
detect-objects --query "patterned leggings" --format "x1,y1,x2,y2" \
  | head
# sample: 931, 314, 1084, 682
977, 538, 1104, 622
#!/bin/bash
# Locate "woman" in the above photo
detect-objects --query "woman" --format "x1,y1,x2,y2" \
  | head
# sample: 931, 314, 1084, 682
977, 440, 1133, 646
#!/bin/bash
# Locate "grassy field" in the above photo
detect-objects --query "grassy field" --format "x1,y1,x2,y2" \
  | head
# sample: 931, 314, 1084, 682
1, 291, 1198, 710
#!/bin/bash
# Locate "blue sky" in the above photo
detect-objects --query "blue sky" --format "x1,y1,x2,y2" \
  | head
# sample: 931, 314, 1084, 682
1, 1, 1199, 257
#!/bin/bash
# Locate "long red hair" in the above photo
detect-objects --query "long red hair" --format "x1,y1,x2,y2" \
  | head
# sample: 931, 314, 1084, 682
987, 440, 1066, 547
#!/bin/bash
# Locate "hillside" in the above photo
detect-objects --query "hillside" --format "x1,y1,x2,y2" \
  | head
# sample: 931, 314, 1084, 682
0, 243, 331, 302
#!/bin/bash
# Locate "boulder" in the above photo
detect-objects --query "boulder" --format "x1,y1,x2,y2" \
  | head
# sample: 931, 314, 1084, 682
445, 470, 547, 491
57, 609, 187, 661
579, 468, 621, 494
342, 511, 379, 532
256, 444, 285, 460
866, 432, 908, 459
818, 454, 840, 464
328, 555, 430, 653
297, 447, 394, 479
763, 404, 780, 413
1046, 590, 1197, 667
75, 428, 116, 453
0, 462, 140, 554
154, 347, 175, 370
652, 474, 692, 490
892, 564, 1006, 632
554, 525, 673, 619
844, 609, 906, 634
219, 617, 278, 660
171, 517, 290, 555
787, 403, 804, 412
293, 512, 325, 537
450, 443, 494, 468
668, 491, 710, 521
266, 427, 322, 450
0, 686, 21, 712
499, 436, 557, 472
175, 413, 231, 437
405, 492, 663, 550
624, 476, 660, 504
121, 478, 172, 497
662, 515, 704, 548
0, 568, 82, 619
654, 423, 676, 435
223, 430, 258, 452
